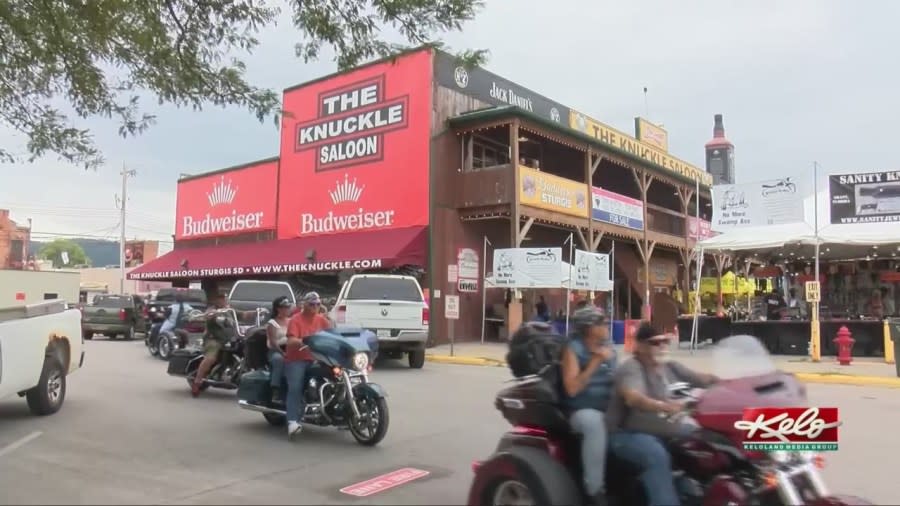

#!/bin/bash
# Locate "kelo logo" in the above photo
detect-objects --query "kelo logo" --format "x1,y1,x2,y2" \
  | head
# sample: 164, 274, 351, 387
300, 173, 395, 235
734, 407, 841, 451
295, 74, 409, 171
182, 176, 264, 238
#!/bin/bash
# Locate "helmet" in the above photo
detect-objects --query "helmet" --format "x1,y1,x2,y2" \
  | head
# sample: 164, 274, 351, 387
572, 306, 606, 332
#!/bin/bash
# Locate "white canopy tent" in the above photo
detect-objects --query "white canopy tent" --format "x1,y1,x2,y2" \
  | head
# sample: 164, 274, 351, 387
699, 189, 900, 255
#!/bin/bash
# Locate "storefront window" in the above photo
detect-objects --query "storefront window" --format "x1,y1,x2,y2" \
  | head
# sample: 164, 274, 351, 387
472, 137, 510, 170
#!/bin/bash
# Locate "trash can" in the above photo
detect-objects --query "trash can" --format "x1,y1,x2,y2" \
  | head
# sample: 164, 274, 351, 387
890, 318, 900, 377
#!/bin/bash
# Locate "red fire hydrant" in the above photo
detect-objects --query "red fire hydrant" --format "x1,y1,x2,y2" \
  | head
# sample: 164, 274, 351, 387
833, 326, 855, 366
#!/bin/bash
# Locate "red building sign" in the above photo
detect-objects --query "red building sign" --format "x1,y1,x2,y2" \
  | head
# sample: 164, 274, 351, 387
175, 159, 279, 240
277, 50, 433, 239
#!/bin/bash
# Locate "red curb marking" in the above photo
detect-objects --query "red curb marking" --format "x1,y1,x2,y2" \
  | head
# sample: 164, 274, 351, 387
340, 467, 430, 497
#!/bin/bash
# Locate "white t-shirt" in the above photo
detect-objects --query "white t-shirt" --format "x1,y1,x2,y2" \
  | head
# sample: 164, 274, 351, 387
266, 319, 288, 349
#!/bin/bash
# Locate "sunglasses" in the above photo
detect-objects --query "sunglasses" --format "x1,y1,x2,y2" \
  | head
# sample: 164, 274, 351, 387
646, 339, 670, 347
306, 301, 320, 306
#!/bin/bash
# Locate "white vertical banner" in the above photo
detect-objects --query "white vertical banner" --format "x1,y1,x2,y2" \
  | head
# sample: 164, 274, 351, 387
573, 249, 612, 291
491, 247, 563, 288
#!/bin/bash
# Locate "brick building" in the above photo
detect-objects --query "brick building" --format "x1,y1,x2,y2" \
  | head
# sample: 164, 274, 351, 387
0, 209, 31, 269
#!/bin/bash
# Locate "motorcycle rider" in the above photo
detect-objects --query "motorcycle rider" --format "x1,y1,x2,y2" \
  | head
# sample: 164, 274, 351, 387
560, 306, 616, 506
191, 292, 256, 397
152, 291, 192, 349
266, 296, 293, 404
284, 291, 332, 439
605, 322, 718, 506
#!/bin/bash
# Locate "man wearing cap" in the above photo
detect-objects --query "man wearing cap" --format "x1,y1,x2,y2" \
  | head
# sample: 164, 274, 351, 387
605, 322, 717, 506
284, 291, 333, 439
560, 306, 616, 506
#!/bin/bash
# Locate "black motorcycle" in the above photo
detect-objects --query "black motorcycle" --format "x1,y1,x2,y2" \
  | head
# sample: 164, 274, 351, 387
166, 308, 266, 392
237, 328, 389, 446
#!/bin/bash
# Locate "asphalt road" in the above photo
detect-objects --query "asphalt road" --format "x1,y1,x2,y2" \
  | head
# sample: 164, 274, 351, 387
0, 338, 898, 505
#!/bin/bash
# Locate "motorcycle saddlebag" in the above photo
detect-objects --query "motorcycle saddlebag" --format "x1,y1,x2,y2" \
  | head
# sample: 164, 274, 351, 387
166, 349, 200, 376
237, 369, 272, 405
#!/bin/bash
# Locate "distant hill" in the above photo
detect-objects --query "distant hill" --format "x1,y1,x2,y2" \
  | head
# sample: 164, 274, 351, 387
29, 238, 120, 267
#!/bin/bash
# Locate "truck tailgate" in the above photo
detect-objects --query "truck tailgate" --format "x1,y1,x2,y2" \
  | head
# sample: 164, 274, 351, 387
346, 300, 422, 329
81, 306, 123, 326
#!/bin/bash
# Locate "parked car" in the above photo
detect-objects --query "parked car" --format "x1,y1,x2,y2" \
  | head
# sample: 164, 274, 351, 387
331, 274, 429, 368
81, 294, 147, 340
0, 299, 84, 415
228, 280, 295, 329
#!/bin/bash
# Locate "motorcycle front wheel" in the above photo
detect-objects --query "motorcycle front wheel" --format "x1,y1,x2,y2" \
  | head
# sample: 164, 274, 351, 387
348, 392, 389, 446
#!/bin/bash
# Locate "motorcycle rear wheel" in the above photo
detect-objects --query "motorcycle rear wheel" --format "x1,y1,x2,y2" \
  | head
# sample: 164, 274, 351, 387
349, 394, 389, 446
480, 446, 580, 506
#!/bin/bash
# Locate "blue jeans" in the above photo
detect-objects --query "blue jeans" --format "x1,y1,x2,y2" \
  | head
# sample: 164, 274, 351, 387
608, 432, 680, 506
569, 408, 607, 496
268, 350, 284, 388
284, 360, 310, 423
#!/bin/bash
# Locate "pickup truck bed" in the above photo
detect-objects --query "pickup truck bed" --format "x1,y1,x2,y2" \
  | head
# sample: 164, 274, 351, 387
0, 300, 84, 415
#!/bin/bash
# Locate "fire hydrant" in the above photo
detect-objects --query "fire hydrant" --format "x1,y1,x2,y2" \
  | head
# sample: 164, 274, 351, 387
833, 325, 855, 366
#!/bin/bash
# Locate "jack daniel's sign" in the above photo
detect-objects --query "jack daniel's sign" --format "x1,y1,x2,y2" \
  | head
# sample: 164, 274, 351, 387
435, 51, 567, 124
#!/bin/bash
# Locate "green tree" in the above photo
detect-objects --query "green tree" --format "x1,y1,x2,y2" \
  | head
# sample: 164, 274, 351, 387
0, 0, 487, 169
37, 239, 89, 268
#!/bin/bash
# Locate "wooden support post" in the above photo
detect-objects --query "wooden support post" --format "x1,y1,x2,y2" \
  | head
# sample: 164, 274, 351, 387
632, 169, 655, 319
591, 230, 605, 251
575, 228, 589, 251
507, 120, 523, 339
518, 217, 535, 244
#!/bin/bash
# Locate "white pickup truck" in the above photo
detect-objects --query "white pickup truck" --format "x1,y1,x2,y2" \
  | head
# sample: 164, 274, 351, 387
331, 274, 429, 369
0, 299, 84, 415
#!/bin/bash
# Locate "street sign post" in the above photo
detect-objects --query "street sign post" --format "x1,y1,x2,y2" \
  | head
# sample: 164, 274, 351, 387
445, 294, 459, 357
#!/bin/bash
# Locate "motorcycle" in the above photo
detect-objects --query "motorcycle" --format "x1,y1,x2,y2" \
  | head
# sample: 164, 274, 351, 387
166, 307, 267, 392
146, 308, 205, 360
236, 327, 389, 446
467, 335, 871, 506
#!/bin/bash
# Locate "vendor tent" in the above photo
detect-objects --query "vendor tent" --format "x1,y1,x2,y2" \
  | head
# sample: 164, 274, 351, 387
699, 186, 900, 255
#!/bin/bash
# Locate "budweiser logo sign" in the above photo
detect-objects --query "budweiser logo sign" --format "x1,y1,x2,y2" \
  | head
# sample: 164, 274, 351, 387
733, 407, 841, 451
295, 74, 409, 171
300, 173, 395, 235
181, 175, 265, 238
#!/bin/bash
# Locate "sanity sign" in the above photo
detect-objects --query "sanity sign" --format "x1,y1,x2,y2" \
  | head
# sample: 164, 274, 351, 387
278, 50, 431, 239
175, 159, 278, 240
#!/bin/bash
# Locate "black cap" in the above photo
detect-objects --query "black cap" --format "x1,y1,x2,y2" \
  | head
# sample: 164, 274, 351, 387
634, 321, 664, 342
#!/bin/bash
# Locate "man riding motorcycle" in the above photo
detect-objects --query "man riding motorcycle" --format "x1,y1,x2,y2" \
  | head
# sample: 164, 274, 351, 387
559, 307, 616, 506
284, 291, 332, 439
605, 322, 718, 506
191, 292, 256, 397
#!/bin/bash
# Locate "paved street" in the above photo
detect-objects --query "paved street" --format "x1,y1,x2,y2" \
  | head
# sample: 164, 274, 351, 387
1, 338, 899, 504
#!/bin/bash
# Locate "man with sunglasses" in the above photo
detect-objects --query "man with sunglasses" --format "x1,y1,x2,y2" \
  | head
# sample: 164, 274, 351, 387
283, 291, 332, 439
605, 322, 718, 506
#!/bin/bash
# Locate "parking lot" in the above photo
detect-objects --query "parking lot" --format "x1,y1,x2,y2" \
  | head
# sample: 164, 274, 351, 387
1, 338, 899, 504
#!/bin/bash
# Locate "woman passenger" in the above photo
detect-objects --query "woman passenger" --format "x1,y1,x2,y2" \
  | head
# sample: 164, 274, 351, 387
267, 296, 293, 403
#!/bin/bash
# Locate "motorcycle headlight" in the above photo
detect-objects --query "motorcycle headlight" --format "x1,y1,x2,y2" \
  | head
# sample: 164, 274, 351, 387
352, 352, 369, 371
769, 451, 791, 464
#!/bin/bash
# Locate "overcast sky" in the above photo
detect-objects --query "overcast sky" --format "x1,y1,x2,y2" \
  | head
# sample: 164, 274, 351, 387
2, 0, 898, 251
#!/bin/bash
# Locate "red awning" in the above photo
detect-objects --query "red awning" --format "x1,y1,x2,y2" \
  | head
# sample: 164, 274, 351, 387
128, 226, 426, 281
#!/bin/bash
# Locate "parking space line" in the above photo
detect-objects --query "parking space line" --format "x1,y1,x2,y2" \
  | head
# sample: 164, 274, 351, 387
0, 431, 43, 458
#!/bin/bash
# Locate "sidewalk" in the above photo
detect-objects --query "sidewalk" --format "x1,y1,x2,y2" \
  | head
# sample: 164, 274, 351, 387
426, 341, 900, 388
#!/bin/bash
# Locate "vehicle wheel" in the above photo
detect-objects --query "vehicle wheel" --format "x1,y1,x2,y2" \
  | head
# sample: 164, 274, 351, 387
158, 336, 172, 360
349, 391, 389, 446
481, 446, 580, 506
264, 413, 286, 426
147, 335, 159, 356
83, 331, 93, 341
26, 357, 67, 416
408, 348, 425, 369
126, 325, 136, 340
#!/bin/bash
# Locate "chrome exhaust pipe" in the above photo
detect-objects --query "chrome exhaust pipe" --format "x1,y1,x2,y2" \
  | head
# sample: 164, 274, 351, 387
238, 399, 285, 416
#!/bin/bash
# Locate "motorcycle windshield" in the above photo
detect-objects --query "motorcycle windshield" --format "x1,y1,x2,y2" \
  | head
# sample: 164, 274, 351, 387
306, 330, 370, 368
710, 335, 778, 380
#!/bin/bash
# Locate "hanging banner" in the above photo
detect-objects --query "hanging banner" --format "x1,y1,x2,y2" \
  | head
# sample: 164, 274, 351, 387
711, 177, 805, 230
491, 247, 562, 288
591, 187, 644, 230
518, 166, 589, 218
573, 250, 612, 291
829, 171, 900, 224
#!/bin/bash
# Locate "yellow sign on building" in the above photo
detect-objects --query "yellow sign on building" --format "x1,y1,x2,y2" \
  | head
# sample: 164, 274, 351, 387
570, 111, 712, 186
517, 166, 589, 218
635, 117, 669, 152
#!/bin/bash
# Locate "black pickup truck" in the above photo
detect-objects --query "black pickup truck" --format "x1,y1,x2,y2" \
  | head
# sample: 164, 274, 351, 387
81, 294, 147, 340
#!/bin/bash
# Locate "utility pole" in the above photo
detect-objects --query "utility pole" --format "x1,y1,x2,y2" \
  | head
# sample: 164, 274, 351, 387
117, 164, 136, 294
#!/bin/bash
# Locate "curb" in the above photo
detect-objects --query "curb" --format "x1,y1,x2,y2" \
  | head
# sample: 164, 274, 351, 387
426, 355, 900, 388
